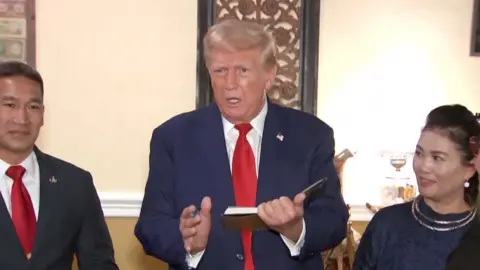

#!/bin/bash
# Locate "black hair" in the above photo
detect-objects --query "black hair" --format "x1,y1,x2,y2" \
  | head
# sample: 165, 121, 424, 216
0, 60, 43, 97
423, 104, 480, 205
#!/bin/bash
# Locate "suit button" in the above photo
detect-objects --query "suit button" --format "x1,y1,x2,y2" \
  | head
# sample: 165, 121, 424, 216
236, 253, 244, 260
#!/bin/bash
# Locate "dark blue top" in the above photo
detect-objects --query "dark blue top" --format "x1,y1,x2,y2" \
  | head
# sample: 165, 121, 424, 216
353, 199, 472, 270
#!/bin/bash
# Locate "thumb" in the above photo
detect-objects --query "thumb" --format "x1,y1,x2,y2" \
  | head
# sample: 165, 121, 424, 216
200, 196, 212, 217
293, 193, 306, 208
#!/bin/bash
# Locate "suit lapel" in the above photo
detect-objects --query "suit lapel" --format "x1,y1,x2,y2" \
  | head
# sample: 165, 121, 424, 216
202, 104, 236, 208
0, 189, 25, 262
205, 101, 288, 205
31, 147, 57, 258
256, 103, 286, 204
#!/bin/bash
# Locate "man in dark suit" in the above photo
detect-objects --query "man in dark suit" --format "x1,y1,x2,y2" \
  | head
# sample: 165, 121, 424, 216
135, 19, 348, 270
0, 61, 118, 270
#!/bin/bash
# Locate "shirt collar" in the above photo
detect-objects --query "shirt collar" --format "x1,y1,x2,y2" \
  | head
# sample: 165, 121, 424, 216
222, 98, 268, 136
0, 151, 37, 179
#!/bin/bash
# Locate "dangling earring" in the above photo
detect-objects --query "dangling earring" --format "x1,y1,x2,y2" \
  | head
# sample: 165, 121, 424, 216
464, 181, 470, 188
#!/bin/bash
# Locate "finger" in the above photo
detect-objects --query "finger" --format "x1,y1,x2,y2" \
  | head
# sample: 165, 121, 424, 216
181, 205, 197, 220
268, 200, 287, 225
200, 196, 212, 217
266, 200, 290, 226
271, 199, 287, 216
257, 203, 274, 225
293, 193, 306, 217
184, 238, 193, 253
183, 231, 194, 253
293, 193, 306, 207
278, 197, 297, 220
181, 227, 197, 239
180, 205, 198, 230
279, 196, 294, 209
182, 215, 201, 229
263, 201, 279, 224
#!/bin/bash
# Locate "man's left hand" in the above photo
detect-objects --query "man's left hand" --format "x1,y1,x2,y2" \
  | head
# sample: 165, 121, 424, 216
257, 193, 306, 242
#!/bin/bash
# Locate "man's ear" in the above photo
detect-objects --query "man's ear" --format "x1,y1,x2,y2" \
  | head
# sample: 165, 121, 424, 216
265, 65, 277, 89
40, 105, 45, 127
268, 65, 277, 80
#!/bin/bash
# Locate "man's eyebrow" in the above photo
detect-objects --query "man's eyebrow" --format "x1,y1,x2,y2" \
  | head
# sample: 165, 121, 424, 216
1, 95, 16, 101
30, 97, 43, 103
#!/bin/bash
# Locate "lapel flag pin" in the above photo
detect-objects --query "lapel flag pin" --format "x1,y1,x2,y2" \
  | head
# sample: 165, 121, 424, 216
276, 133, 284, 141
49, 176, 57, 183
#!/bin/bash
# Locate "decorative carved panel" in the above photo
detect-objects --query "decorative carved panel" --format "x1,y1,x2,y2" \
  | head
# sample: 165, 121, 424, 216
196, 0, 320, 114
0, 0, 36, 66
216, 0, 301, 108
472, 0, 480, 56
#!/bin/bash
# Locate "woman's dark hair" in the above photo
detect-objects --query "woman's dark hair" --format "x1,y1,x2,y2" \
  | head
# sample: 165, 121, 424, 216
423, 104, 480, 205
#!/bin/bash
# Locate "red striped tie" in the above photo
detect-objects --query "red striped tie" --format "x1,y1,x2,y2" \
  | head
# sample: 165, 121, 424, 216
7, 165, 36, 258
232, 123, 257, 270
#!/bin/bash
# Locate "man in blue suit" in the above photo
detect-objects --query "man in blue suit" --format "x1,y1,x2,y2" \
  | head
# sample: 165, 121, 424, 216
135, 19, 348, 270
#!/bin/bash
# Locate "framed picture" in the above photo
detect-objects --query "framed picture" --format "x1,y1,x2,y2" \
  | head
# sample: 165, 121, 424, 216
471, 0, 480, 56
196, 0, 321, 115
0, 0, 36, 66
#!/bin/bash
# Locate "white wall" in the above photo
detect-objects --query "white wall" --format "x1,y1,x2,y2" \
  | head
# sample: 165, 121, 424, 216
316, 0, 480, 215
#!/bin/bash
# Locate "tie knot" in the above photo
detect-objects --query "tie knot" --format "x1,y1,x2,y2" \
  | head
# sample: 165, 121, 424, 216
234, 123, 253, 136
6, 165, 26, 182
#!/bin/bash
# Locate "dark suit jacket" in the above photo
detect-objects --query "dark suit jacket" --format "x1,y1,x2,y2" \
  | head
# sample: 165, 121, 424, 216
446, 216, 480, 270
135, 100, 349, 270
0, 147, 118, 270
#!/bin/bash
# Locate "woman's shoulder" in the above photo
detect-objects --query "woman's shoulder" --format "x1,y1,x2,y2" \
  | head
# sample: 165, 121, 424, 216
363, 201, 413, 235
371, 201, 412, 223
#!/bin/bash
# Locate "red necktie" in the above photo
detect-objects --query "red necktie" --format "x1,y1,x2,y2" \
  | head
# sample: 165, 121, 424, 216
7, 165, 36, 257
232, 123, 257, 270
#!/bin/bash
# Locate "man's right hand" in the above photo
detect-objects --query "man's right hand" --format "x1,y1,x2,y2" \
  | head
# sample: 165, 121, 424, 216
180, 196, 212, 255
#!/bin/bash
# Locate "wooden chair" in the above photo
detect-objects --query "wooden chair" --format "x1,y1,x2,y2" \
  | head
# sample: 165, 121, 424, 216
321, 149, 359, 269
321, 205, 361, 270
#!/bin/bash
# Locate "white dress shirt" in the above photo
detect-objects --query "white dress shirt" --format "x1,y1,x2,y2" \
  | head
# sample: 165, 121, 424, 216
186, 100, 306, 268
0, 152, 40, 220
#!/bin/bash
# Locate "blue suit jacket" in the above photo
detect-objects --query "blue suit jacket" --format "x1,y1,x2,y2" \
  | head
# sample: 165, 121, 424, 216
135, 100, 348, 270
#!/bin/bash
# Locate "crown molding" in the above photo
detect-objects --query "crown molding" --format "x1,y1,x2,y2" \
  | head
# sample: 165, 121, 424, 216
98, 192, 143, 217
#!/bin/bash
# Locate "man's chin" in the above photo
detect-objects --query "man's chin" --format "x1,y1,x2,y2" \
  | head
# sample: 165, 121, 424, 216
5, 142, 35, 154
222, 111, 249, 123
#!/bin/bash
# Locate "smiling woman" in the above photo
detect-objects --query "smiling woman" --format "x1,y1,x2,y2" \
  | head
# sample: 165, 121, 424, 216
414, 105, 479, 210
352, 104, 480, 270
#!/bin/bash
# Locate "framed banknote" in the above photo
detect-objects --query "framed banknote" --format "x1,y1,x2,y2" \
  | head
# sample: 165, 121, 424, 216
0, 0, 35, 66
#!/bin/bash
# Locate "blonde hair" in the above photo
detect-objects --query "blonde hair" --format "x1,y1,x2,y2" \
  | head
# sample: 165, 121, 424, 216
203, 19, 277, 69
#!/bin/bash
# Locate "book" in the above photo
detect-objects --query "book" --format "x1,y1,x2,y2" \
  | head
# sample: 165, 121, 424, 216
221, 207, 266, 231
224, 207, 258, 215
221, 177, 328, 231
